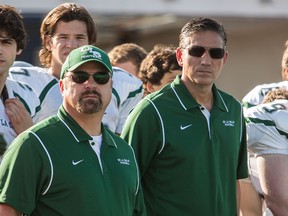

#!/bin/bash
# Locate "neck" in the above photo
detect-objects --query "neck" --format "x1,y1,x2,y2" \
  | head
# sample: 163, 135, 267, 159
183, 81, 214, 111
65, 105, 103, 136
48, 64, 61, 79
0, 73, 8, 100
76, 115, 102, 136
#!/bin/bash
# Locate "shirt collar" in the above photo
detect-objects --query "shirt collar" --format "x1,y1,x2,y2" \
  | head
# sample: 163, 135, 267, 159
57, 105, 118, 146
170, 75, 229, 112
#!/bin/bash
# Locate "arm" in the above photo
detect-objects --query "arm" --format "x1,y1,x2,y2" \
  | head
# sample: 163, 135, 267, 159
133, 185, 146, 216
236, 180, 240, 215
0, 204, 22, 216
238, 179, 263, 216
257, 154, 288, 216
4, 98, 33, 134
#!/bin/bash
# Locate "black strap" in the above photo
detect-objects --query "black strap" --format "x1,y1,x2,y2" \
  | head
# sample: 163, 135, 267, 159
1, 85, 8, 102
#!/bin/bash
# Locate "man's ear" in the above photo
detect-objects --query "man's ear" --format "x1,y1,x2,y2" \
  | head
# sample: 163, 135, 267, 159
16, 49, 22, 55
176, 47, 183, 67
59, 79, 64, 94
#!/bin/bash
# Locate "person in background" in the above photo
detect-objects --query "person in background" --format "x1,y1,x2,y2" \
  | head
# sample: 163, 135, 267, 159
139, 44, 182, 96
0, 45, 146, 216
107, 42, 147, 134
108, 42, 147, 77
121, 17, 248, 215
242, 39, 288, 109
9, 2, 96, 122
10, 3, 143, 134
0, 5, 39, 161
241, 88, 288, 216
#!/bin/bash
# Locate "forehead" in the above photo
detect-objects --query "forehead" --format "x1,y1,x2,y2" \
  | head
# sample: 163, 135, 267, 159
186, 31, 224, 48
54, 20, 88, 35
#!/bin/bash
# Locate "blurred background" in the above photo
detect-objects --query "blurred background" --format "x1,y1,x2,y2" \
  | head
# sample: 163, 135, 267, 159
2, 0, 288, 100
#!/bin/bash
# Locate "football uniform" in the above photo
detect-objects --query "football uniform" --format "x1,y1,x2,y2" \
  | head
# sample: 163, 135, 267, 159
0, 78, 40, 161
245, 99, 288, 196
103, 67, 143, 134
242, 81, 288, 109
9, 66, 62, 123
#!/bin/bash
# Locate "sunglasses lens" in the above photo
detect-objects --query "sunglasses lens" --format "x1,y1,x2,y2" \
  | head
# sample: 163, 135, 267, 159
92, 72, 110, 84
188, 46, 205, 57
210, 48, 225, 59
71, 71, 110, 84
187, 46, 225, 59
71, 71, 90, 84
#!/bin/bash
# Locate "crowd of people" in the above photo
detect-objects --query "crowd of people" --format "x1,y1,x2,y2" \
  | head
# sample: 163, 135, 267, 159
0, 3, 286, 216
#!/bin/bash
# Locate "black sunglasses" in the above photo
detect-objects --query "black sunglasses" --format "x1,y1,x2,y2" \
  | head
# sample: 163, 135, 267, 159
186, 46, 225, 59
67, 71, 111, 84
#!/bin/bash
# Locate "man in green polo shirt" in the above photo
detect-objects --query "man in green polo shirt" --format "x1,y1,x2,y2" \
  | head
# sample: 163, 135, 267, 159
0, 45, 146, 216
121, 17, 248, 216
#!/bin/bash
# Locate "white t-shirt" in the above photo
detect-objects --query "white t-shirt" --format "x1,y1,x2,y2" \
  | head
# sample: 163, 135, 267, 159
89, 134, 103, 172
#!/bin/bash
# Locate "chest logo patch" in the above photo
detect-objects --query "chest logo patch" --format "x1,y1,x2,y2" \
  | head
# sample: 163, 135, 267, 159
117, 158, 130, 165
180, 124, 192, 130
222, 120, 235, 127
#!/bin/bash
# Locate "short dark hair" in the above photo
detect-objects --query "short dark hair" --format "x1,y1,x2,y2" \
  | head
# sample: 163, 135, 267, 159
0, 5, 27, 51
179, 17, 227, 49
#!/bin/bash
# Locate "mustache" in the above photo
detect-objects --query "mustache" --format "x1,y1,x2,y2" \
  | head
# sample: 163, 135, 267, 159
80, 90, 101, 98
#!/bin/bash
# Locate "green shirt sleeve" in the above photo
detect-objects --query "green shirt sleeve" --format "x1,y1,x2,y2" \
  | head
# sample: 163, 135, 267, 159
0, 131, 51, 215
121, 98, 163, 178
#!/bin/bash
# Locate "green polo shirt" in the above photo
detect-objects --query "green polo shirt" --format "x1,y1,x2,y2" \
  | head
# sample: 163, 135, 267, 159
121, 76, 248, 216
0, 106, 146, 216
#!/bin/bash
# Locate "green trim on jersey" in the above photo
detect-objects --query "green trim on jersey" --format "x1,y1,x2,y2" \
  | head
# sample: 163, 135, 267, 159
127, 85, 142, 99
242, 101, 254, 109
12, 92, 31, 115
112, 87, 121, 107
246, 117, 288, 139
0, 105, 146, 216
38, 78, 58, 104
122, 75, 248, 216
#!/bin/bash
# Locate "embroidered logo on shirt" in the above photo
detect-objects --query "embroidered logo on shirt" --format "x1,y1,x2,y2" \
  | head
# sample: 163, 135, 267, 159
72, 159, 84, 165
180, 124, 192, 130
117, 158, 130, 165
222, 120, 235, 127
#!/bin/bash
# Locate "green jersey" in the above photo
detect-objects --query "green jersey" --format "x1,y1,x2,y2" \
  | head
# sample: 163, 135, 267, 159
0, 105, 146, 216
121, 76, 248, 216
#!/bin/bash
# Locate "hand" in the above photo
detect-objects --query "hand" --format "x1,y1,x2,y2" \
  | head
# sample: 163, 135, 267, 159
4, 97, 33, 135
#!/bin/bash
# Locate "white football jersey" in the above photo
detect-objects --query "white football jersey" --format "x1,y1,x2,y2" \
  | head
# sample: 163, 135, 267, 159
245, 99, 288, 202
9, 66, 143, 134
9, 66, 62, 122
242, 81, 288, 109
103, 67, 143, 134
244, 99, 288, 156
0, 78, 40, 161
